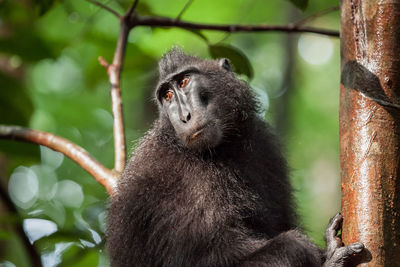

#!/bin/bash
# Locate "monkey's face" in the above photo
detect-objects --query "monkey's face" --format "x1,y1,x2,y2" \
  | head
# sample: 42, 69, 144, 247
156, 57, 237, 151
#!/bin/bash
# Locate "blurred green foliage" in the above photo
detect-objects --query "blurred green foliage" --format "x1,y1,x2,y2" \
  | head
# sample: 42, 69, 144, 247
0, 0, 340, 266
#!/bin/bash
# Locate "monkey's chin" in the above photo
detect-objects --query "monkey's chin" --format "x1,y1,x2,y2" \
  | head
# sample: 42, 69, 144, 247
182, 125, 222, 151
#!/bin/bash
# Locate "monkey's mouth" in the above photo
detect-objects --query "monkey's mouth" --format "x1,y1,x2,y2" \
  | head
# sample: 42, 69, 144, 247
182, 122, 222, 150
189, 125, 207, 140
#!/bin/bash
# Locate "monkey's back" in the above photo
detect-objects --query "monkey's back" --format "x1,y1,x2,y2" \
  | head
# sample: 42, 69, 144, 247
107, 118, 295, 267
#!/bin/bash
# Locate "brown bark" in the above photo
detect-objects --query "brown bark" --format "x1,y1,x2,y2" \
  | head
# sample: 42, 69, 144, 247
340, 0, 400, 266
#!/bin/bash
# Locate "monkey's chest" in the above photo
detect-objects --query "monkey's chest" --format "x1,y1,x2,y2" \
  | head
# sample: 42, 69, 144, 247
141, 165, 243, 220
137, 173, 223, 227
128, 175, 228, 259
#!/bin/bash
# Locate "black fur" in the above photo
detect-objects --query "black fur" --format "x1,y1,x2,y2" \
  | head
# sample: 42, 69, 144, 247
107, 49, 323, 266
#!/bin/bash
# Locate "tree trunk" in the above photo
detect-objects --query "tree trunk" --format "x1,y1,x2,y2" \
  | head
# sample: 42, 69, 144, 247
340, 0, 400, 266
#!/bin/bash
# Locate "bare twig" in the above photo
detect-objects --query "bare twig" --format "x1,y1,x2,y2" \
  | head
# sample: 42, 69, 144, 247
127, 15, 339, 37
127, 0, 140, 17
98, 56, 109, 69
175, 0, 194, 21
98, 1, 142, 174
86, 0, 121, 19
0, 126, 117, 194
295, 6, 339, 27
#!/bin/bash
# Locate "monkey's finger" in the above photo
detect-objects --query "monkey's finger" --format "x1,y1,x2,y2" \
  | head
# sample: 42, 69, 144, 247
329, 242, 364, 265
326, 213, 343, 234
325, 213, 343, 258
326, 240, 342, 260
325, 213, 342, 242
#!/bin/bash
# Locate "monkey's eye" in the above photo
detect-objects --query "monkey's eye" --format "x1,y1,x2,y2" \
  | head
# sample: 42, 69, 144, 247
164, 90, 174, 101
180, 77, 189, 88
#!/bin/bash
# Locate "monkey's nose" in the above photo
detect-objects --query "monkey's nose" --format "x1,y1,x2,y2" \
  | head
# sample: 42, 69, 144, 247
180, 112, 191, 123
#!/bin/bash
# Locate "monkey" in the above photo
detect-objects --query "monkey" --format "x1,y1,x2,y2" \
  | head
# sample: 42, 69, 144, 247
107, 49, 364, 267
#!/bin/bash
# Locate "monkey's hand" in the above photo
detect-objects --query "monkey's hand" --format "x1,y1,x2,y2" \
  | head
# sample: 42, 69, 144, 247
322, 213, 364, 267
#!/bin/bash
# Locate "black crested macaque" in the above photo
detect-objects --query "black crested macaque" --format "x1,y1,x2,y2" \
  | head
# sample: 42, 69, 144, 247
107, 49, 364, 267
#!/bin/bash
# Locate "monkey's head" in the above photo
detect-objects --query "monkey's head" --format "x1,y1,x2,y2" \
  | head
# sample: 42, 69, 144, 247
155, 49, 258, 151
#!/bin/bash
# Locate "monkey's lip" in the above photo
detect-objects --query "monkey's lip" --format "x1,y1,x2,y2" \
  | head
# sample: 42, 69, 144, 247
189, 125, 207, 140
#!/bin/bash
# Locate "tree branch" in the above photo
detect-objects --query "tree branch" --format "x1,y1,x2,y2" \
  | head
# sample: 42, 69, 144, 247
86, 0, 121, 19
127, 15, 339, 37
98, 17, 133, 175
85, 0, 338, 37
97, 0, 145, 174
0, 126, 117, 195
127, 0, 140, 17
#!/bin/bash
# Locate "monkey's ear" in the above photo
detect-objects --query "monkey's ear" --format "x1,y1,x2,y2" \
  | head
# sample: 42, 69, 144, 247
219, 58, 232, 72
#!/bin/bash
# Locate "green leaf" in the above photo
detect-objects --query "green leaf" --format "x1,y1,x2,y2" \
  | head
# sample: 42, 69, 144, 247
286, 0, 308, 11
208, 44, 253, 79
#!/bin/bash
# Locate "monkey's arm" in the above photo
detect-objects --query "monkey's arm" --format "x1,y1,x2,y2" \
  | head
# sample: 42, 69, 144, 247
240, 229, 322, 267
240, 214, 363, 267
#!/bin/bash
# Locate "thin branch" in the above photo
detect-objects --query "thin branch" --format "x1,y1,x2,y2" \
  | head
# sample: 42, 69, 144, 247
0, 178, 42, 267
98, 56, 109, 69
128, 15, 340, 37
0, 126, 117, 194
86, 0, 122, 19
97, 0, 147, 174
85, 0, 339, 37
175, 0, 194, 21
295, 6, 339, 27
98, 12, 135, 174
127, 0, 140, 17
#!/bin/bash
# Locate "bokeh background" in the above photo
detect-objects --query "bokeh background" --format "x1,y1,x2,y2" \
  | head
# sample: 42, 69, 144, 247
0, 0, 340, 266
